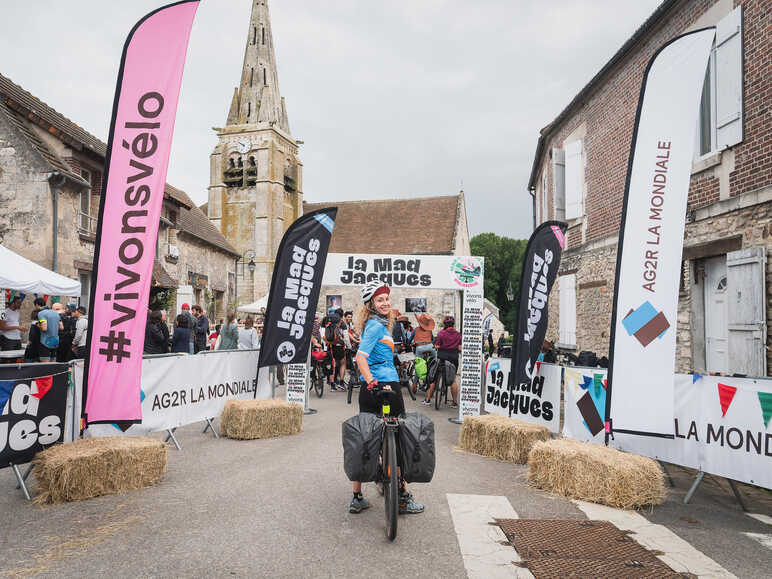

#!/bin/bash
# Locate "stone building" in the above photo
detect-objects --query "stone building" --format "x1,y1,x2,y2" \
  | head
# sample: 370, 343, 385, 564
527, 0, 770, 376
305, 194, 483, 328
0, 72, 240, 328
206, 0, 302, 305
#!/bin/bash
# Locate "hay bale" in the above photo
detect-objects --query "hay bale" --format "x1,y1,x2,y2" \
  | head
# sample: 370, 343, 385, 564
33, 437, 166, 504
220, 398, 302, 439
527, 438, 665, 509
459, 414, 550, 464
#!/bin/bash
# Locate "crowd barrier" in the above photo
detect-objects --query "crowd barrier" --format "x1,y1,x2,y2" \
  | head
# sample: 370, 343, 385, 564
2, 350, 271, 498
484, 358, 772, 492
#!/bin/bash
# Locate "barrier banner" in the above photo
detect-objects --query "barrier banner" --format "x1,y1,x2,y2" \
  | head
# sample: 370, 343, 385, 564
258, 208, 337, 369
1, 363, 68, 468
510, 221, 566, 404
84, 1, 200, 424
84, 351, 268, 437
561, 368, 772, 489
606, 28, 715, 439
563, 366, 609, 443
484, 358, 560, 433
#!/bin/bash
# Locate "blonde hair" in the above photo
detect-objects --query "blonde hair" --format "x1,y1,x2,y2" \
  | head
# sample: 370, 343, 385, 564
355, 304, 394, 335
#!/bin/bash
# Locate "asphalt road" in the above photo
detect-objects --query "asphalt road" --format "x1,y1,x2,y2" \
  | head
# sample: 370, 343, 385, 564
1, 385, 770, 578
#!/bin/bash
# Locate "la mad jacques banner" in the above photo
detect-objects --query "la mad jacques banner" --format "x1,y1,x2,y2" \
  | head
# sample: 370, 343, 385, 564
1, 363, 68, 468
84, 2, 199, 424
258, 208, 337, 370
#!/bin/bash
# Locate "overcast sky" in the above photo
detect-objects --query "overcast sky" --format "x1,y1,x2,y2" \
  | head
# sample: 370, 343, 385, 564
1, 0, 662, 240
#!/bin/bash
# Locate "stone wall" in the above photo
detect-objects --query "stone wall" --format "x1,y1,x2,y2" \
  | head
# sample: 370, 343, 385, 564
549, 189, 772, 375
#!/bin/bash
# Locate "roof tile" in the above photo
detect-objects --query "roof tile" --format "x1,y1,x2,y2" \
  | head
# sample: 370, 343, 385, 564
303, 195, 460, 255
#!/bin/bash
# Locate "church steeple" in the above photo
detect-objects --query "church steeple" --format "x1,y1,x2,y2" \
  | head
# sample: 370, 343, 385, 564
226, 0, 290, 133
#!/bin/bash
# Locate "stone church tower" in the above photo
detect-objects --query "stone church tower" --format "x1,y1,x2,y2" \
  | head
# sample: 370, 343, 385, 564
208, 0, 302, 304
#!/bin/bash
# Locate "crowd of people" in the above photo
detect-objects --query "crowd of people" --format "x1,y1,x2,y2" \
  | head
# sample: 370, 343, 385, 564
0, 295, 271, 363
143, 303, 265, 355
0, 296, 90, 363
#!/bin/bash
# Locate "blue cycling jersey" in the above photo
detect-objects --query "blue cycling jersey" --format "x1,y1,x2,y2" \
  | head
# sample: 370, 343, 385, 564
356, 316, 399, 383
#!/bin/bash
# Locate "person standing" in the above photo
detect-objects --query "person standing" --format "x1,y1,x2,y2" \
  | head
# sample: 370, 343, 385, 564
0, 296, 26, 354
423, 315, 461, 407
238, 316, 260, 350
171, 314, 191, 354
144, 310, 169, 354
71, 306, 89, 359
350, 280, 424, 515
218, 311, 239, 350
180, 303, 195, 354
36, 298, 63, 363
192, 305, 210, 353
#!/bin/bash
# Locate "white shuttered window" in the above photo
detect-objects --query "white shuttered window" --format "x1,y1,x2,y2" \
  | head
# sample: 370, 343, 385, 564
564, 139, 583, 220
552, 148, 566, 221
559, 274, 577, 347
697, 6, 743, 155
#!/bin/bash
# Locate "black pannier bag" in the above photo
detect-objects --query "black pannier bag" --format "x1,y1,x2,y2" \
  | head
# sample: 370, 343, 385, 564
398, 412, 435, 483
426, 357, 439, 384
342, 413, 382, 482
577, 350, 598, 367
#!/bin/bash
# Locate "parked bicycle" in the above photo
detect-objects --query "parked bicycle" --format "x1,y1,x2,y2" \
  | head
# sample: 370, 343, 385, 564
396, 351, 417, 401
346, 347, 361, 404
310, 349, 327, 398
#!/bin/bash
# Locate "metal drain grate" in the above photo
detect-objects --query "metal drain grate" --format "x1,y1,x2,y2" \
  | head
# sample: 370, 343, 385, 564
497, 519, 696, 579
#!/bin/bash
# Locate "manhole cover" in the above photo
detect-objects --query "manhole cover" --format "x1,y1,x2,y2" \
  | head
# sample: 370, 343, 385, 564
497, 519, 696, 579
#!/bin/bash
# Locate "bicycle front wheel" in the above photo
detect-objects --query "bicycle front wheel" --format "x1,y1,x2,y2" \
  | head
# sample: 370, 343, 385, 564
313, 367, 324, 398
384, 428, 399, 541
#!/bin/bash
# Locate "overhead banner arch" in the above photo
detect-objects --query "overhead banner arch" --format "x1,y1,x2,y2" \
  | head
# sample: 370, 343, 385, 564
322, 253, 485, 420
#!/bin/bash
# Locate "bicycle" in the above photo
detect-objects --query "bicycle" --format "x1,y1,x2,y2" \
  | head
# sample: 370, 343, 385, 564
310, 350, 327, 398
372, 385, 402, 541
346, 348, 361, 404
434, 358, 454, 411
396, 351, 417, 401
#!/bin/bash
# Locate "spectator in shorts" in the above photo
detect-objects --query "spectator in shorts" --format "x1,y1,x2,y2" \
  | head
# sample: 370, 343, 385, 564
36, 298, 63, 362
0, 296, 26, 354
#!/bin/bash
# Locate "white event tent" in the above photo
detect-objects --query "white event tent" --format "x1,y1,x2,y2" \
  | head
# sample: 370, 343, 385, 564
0, 244, 81, 296
238, 295, 268, 314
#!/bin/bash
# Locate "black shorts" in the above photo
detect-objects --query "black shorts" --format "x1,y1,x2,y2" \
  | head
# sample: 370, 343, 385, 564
332, 345, 345, 361
38, 344, 55, 360
358, 381, 405, 417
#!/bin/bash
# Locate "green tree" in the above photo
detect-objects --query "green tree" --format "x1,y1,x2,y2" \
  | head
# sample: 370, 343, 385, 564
470, 233, 528, 335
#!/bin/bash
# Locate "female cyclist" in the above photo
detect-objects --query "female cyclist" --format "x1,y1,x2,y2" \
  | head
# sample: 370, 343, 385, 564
423, 315, 460, 408
349, 280, 425, 515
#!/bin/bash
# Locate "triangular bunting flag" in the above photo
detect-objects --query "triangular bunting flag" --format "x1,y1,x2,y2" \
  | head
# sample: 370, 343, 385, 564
0, 380, 14, 411
758, 392, 772, 428
717, 383, 737, 418
581, 375, 593, 390
692, 373, 702, 383
31, 376, 53, 400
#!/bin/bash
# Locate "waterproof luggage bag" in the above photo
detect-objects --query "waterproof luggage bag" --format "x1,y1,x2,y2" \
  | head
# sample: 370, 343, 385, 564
398, 412, 435, 483
342, 413, 382, 482
414, 357, 427, 381
426, 357, 439, 384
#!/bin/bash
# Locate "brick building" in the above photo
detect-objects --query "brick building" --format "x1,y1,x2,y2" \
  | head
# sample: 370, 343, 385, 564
528, 0, 770, 376
0, 73, 240, 330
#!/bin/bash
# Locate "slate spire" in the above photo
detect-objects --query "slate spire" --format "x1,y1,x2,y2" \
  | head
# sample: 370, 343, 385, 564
226, 0, 290, 133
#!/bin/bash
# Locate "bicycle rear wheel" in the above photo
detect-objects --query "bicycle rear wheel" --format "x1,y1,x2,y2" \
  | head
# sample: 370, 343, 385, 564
347, 380, 354, 404
384, 428, 399, 541
434, 370, 443, 411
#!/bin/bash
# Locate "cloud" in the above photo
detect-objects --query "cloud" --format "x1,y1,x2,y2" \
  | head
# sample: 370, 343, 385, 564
1, 0, 662, 240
